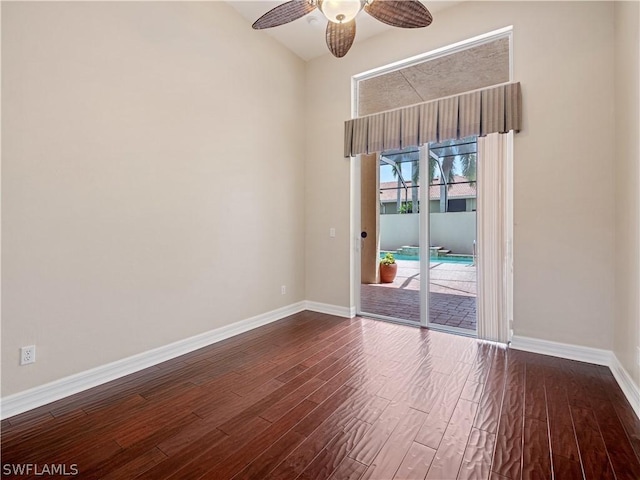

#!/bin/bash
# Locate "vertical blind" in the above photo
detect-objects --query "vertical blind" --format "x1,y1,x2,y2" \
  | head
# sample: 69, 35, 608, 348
344, 82, 521, 157
476, 133, 511, 343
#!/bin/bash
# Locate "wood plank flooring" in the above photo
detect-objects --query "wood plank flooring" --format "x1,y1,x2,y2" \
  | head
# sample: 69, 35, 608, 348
2, 312, 640, 479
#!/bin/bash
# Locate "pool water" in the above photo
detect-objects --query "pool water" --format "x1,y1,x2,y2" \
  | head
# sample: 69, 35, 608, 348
381, 253, 474, 264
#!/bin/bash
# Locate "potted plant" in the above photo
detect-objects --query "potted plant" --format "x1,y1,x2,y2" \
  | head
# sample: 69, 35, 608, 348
379, 252, 398, 283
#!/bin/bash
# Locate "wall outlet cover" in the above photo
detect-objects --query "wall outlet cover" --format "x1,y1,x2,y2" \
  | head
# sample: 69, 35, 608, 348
20, 345, 36, 365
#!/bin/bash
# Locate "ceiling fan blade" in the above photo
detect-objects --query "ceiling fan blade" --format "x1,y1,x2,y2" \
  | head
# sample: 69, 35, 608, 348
365, 0, 432, 28
252, 1, 317, 29
326, 20, 356, 58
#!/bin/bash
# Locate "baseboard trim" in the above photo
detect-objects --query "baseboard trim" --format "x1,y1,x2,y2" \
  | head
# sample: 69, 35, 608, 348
510, 335, 612, 366
511, 335, 640, 419
304, 301, 356, 318
0, 301, 306, 420
610, 354, 640, 419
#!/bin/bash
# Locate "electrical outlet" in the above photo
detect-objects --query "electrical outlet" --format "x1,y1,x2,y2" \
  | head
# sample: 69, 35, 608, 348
329, 228, 336, 238
281, 285, 286, 295
636, 347, 640, 367
20, 345, 36, 365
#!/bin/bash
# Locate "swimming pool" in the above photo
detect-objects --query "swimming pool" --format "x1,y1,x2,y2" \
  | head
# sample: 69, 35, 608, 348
380, 252, 474, 264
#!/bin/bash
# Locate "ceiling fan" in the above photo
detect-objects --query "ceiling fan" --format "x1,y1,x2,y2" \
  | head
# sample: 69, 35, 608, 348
252, 0, 433, 58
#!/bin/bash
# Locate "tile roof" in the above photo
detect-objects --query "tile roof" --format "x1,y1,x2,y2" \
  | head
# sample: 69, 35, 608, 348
379, 176, 476, 202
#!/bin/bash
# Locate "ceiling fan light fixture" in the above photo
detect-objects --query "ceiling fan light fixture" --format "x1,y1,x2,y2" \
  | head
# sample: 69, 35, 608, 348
252, 0, 432, 58
318, 0, 364, 24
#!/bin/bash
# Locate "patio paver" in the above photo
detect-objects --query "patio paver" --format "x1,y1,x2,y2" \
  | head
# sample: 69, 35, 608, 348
360, 259, 477, 331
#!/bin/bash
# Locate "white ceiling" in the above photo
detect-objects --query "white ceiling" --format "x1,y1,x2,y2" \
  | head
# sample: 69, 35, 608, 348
227, 1, 460, 61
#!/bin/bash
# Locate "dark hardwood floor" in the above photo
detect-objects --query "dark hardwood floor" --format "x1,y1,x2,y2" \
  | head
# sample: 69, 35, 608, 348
2, 312, 640, 479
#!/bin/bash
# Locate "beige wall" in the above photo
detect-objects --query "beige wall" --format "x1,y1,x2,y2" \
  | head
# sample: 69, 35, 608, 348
614, 1, 640, 387
1, 2, 306, 396
305, 1, 617, 349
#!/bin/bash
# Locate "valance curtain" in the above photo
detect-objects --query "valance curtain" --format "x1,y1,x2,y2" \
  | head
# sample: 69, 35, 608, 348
344, 82, 522, 157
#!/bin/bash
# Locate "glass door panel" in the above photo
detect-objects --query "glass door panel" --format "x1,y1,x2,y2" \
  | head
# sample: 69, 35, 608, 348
359, 148, 422, 324
426, 137, 478, 334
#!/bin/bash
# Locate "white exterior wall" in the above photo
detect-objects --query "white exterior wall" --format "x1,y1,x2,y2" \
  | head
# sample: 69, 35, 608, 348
380, 214, 420, 251
430, 213, 477, 255
380, 212, 476, 255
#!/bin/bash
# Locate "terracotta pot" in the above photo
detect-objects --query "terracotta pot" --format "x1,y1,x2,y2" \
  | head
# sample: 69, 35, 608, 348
379, 263, 398, 283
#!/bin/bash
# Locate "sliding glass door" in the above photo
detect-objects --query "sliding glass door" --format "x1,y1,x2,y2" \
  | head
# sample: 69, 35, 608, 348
357, 138, 479, 336
425, 137, 478, 335
358, 148, 425, 326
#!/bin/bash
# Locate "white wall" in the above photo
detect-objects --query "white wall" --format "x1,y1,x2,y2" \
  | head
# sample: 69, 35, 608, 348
380, 212, 476, 255
380, 214, 420, 251
1, 2, 306, 396
430, 213, 476, 255
305, 1, 616, 349
613, 1, 640, 388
